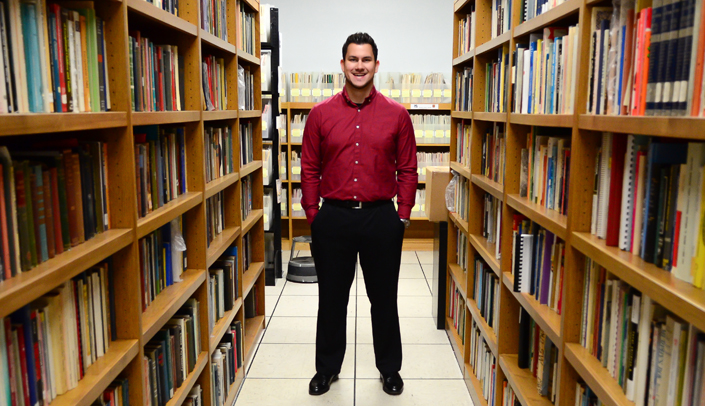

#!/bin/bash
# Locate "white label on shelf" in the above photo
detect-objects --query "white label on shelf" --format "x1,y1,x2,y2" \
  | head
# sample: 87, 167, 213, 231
435, 130, 445, 138
424, 130, 434, 138
291, 89, 301, 97
262, 120, 268, 131
422, 89, 433, 97
381, 89, 391, 97
292, 129, 302, 137
323, 89, 333, 96
391, 89, 401, 97
293, 203, 303, 211
434, 89, 443, 97
422, 167, 427, 175
443, 89, 452, 98
402, 89, 411, 98
333, 88, 342, 94
413, 204, 420, 212
292, 166, 301, 175
446, 130, 451, 138
411, 89, 421, 97
411, 104, 439, 110
312, 88, 322, 97
414, 129, 423, 139
301, 88, 312, 97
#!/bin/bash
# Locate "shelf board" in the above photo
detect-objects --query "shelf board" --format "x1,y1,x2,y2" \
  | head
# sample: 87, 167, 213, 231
205, 172, 240, 199
0, 112, 127, 136
467, 298, 499, 357
206, 226, 241, 268
203, 110, 238, 121
564, 343, 633, 406
452, 111, 473, 119
244, 315, 265, 365
455, 0, 474, 12
209, 300, 241, 353
469, 234, 501, 277
500, 354, 555, 406
282, 102, 316, 109
453, 50, 474, 66
473, 111, 508, 122
240, 160, 263, 178
237, 50, 260, 65
450, 212, 470, 235
238, 109, 262, 118
475, 30, 511, 57
137, 192, 202, 239
164, 351, 208, 406
417, 143, 451, 147
450, 161, 472, 179
0, 229, 133, 318
50, 340, 139, 406
578, 114, 705, 138
126, 0, 198, 36
291, 216, 307, 220
572, 232, 705, 333
132, 111, 201, 126
242, 209, 264, 235
449, 263, 468, 301
471, 174, 504, 200
513, 0, 582, 38
200, 29, 236, 54
241, 0, 260, 12
402, 103, 452, 110
502, 272, 562, 347
243, 262, 265, 298
510, 113, 574, 128
464, 363, 490, 406
142, 269, 206, 343
446, 316, 466, 361
506, 194, 568, 241
224, 370, 245, 406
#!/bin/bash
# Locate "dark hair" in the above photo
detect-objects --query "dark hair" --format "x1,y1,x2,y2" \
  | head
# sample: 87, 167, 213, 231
342, 32, 378, 61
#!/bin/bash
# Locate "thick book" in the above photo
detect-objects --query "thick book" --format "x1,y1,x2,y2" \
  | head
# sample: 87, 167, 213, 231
605, 135, 628, 246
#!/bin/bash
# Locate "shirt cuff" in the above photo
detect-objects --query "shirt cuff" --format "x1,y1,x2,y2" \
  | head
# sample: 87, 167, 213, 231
305, 208, 319, 225
397, 204, 412, 220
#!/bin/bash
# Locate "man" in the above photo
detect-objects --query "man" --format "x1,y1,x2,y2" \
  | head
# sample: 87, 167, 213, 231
301, 32, 418, 396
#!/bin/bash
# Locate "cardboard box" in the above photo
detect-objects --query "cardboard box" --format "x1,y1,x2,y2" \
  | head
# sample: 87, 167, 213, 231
425, 166, 452, 222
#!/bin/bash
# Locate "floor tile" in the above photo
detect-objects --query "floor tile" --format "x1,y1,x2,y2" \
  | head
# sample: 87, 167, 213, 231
358, 295, 434, 318
398, 263, 426, 279
263, 316, 355, 344
359, 278, 430, 297
235, 378, 354, 406
357, 317, 449, 345
401, 251, 419, 264
281, 281, 320, 296
265, 295, 278, 317
355, 378, 472, 406
355, 344, 463, 379
247, 343, 355, 379
415, 250, 435, 265
264, 276, 287, 296
273, 295, 356, 317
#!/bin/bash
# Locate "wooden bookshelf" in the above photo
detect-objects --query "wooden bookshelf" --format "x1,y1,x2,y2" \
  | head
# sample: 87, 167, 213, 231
452, 111, 473, 119
475, 30, 512, 57
502, 272, 562, 347
451, 161, 472, 179
243, 262, 265, 298
471, 174, 503, 200
464, 364, 490, 406
453, 51, 474, 66
467, 298, 499, 356
450, 211, 470, 235
474, 111, 508, 122
506, 194, 568, 240
209, 305, 240, 353
243, 314, 265, 361
578, 115, 705, 139
446, 316, 465, 355
564, 344, 633, 406
510, 113, 574, 128
500, 355, 555, 406
512, 0, 581, 38
469, 234, 501, 276
0, 0, 264, 404
449, 263, 468, 300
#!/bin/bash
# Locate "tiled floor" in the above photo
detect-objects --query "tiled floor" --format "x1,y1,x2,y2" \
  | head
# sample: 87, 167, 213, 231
234, 250, 474, 406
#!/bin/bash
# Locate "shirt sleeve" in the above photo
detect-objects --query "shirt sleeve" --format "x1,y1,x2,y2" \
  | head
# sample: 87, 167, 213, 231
301, 106, 322, 224
395, 109, 418, 219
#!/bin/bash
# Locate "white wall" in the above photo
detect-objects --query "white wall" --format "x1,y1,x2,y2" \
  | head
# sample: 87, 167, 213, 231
268, 0, 454, 74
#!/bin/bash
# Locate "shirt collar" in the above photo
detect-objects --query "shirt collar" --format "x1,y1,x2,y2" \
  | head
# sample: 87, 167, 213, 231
342, 85, 377, 108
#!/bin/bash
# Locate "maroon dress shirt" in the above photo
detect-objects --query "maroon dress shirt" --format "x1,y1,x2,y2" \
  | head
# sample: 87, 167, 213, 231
301, 86, 418, 224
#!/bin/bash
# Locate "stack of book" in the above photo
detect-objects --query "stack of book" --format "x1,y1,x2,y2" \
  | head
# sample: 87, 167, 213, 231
239, 65, 254, 110
205, 124, 235, 183
448, 276, 466, 343
207, 246, 238, 333
457, 230, 469, 274
409, 114, 451, 145
573, 382, 599, 406
485, 45, 510, 113
211, 326, 239, 406
206, 191, 224, 247
456, 120, 471, 167
0, 141, 111, 281
520, 130, 571, 216
580, 259, 705, 405
262, 145, 273, 186
454, 175, 470, 222
587, 0, 705, 117
242, 235, 253, 275
129, 32, 183, 112
590, 134, 705, 288
492, 0, 512, 38
522, 0, 567, 23
139, 217, 186, 311
201, 0, 227, 40
0, 1, 111, 114
474, 255, 500, 335
241, 176, 252, 221
290, 151, 301, 181
517, 308, 559, 404
91, 377, 129, 406
243, 278, 259, 318
230, 320, 244, 372
134, 125, 188, 219
511, 215, 565, 314
502, 380, 519, 406
144, 298, 201, 406
482, 123, 505, 185
2, 264, 115, 406
202, 55, 226, 111
143, 0, 179, 16
483, 194, 502, 260
469, 320, 497, 405
237, 7, 256, 55
455, 67, 473, 112
183, 385, 203, 406
513, 25, 579, 115
240, 121, 254, 166
417, 152, 449, 182
457, 7, 476, 55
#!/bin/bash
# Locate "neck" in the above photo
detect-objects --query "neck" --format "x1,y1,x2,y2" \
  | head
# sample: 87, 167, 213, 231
345, 82, 373, 104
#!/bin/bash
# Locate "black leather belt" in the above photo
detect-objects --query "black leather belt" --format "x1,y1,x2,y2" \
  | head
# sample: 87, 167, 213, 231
324, 199, 392, 209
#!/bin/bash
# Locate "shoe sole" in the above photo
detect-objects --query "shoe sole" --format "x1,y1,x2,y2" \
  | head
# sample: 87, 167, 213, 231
379, 376, 403, 395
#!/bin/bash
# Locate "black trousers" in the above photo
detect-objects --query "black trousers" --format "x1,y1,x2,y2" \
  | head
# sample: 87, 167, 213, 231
310, 200, 405, 376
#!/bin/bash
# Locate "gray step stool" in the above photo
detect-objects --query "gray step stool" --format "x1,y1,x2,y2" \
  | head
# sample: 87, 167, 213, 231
287, 235, 317, 283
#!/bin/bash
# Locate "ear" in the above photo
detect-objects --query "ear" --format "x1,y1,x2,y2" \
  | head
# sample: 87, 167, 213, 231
374, 60, 379, 73
340, 59, 345, 72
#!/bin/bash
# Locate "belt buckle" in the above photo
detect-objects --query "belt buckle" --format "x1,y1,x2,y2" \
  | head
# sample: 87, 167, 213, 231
352, 201, 362, 209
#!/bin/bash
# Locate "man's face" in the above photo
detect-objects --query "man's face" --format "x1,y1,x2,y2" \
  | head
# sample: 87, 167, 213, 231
340, 43, 379, 90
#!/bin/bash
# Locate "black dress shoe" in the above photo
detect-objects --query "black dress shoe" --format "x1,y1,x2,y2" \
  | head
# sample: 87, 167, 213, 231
380, 372, 404, 395
309, 372, 338, 395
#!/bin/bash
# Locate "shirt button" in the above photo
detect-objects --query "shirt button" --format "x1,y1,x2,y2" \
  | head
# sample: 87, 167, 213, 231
356, 125, 359, 129
358, 109, 360, 112
354, 196, 357, 199
356, 143, 359, 146
355, 161, 358, 164
354, 178, 357, 182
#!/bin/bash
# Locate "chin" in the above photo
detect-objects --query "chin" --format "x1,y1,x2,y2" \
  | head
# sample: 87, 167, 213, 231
346, 75, 374, 90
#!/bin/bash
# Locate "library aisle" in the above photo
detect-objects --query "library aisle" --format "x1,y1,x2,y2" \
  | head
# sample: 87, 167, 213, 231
234, 249, 474, 405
